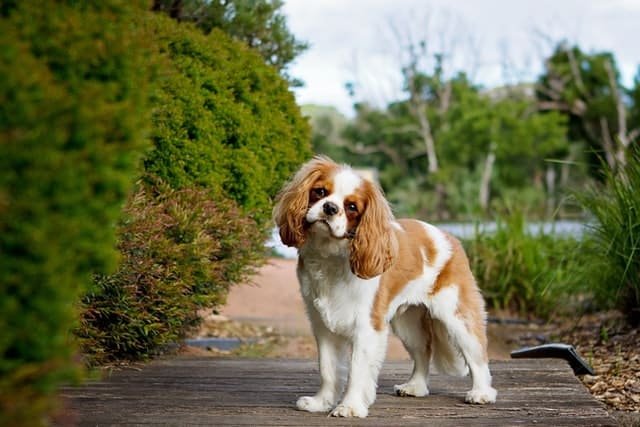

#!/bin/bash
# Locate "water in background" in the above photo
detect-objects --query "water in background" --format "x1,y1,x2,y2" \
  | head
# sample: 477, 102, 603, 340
267, 221, 586, 259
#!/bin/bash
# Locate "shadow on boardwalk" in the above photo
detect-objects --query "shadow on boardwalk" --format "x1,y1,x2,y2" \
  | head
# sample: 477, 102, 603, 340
59, 358, 615, 426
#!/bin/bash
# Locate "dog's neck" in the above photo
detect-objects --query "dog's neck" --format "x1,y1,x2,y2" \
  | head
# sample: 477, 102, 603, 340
299, 223, 351, 260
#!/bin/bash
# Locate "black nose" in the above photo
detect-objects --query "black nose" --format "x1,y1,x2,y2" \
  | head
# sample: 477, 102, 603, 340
323, 201, 339, 216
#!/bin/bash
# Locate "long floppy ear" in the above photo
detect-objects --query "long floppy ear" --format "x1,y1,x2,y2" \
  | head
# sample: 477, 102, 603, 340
349, 180, 398, 279
272, 156, 337, 248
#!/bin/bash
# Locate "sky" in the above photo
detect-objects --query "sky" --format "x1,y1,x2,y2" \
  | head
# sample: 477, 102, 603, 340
282, 0, 640, 117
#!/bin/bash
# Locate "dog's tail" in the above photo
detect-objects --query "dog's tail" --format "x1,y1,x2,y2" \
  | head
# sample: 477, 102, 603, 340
430, 318, 469, 376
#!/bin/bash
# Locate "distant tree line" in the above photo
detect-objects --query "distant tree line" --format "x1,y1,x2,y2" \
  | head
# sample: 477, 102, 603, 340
312, 41, 640, 221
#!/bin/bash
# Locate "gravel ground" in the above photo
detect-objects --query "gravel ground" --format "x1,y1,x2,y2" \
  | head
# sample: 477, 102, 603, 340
557, 312, 639, 420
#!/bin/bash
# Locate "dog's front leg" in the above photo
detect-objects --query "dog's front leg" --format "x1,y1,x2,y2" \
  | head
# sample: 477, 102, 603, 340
331, 329, 387, 418
297, 321, 347, 413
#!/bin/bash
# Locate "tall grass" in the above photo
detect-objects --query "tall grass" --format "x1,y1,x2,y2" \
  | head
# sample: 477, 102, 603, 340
575, 149, 640, 325
465, 210, 581, 319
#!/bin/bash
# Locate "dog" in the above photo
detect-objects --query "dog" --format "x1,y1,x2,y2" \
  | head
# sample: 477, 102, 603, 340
273, 156, 496, 418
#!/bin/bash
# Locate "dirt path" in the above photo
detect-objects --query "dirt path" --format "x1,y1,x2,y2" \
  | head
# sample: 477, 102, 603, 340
221, 258, 513, 360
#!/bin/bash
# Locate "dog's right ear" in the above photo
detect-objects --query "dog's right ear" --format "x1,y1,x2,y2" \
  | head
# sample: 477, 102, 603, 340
272, 156, 337, 248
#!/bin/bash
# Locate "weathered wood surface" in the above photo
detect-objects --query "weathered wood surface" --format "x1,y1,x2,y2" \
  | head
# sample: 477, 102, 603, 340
59, 358, 615, 426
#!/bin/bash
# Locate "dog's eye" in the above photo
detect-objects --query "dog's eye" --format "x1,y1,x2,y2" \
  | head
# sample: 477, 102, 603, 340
312, 188, 327, 198
347, 202, 358, 213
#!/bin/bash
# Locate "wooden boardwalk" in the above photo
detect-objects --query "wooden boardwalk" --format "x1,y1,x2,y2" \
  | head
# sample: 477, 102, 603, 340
59, 358, 615, 426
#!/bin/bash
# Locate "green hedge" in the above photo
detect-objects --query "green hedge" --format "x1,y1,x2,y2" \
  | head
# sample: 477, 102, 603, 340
78, 14, 311, 364
145, 14, 311, 226
0, 1, 153, 424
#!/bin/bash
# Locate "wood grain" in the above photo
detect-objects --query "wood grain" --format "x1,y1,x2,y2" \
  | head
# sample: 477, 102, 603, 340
58, 358, 615, 426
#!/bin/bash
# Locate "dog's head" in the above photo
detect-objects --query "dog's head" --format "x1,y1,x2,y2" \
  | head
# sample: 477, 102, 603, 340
273, 156, 398, 279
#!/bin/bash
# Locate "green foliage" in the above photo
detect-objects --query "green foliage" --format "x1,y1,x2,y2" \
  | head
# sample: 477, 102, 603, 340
78, 184, 264, 365
144, 14, 311, 226
0, 0, 153, 424
465, 209, 581, 319
574, 148, 640, 324
77, 13, 310, 364
152, 0, 308, 82
338, 78, 570, 220
303, 104, 350, 160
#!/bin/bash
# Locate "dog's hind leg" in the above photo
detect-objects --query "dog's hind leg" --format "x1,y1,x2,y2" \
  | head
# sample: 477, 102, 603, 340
390, 304, 432, 397
427, 286, 497, 404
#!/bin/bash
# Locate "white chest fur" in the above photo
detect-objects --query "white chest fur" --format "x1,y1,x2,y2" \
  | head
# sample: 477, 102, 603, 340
297, 252, 379, 337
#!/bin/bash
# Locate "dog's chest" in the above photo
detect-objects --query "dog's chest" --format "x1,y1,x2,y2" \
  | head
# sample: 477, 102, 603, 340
298, 257, 377, 336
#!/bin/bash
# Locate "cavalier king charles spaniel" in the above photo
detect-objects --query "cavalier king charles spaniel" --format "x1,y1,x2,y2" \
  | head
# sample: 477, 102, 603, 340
273, 156, 497, 418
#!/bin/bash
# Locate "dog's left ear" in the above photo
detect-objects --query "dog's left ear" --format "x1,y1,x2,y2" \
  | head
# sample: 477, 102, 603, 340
349, 180, 398, 279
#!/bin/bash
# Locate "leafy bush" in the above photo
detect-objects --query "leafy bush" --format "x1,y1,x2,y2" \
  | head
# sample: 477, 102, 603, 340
575, 149, 640, 325
77, 14, 311, 364
0, 0, 152, 424
465, 210, 581, 319
144, 14, 311, 226
78, 184, 264, 365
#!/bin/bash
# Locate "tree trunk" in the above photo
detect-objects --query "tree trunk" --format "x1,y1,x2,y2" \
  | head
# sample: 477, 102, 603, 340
479, 147, 496, 214
545, 165, 556, 218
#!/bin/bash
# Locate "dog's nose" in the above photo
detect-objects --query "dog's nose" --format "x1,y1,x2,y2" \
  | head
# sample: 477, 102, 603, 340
323, 201, 339, 216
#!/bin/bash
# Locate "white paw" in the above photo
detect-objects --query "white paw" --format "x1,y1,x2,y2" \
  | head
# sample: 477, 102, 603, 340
296, 395, 332, 412
330, 402, 368, 418
394, 381, 429, 397
465, 387, 497, 404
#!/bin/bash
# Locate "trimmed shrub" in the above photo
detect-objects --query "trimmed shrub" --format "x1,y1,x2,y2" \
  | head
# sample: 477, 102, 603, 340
0, 0, 153, 424
144, 14, 311, 226
77, 183, 264, 365
465, 210, 581, 319
575, 148, 640, 325
77, 14, 311, 364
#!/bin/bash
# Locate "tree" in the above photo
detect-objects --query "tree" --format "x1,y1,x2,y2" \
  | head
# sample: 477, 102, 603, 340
536, 43, 639, 176
151, 0, 308, 84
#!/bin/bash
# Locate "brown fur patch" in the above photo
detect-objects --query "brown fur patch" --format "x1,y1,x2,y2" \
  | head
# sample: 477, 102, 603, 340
272, 156, 339, 248
349, 180, 398, 279
430, 234, 488, 360
370, 219, 438, 331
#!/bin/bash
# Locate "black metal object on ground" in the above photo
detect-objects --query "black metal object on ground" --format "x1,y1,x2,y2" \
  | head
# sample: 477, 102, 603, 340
511, 343, 595, 376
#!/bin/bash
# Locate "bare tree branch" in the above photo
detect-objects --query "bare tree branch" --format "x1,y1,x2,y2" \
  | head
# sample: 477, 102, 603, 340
604, 58, 630, 168
599, 117, 617, 170
566, 46, 589, 100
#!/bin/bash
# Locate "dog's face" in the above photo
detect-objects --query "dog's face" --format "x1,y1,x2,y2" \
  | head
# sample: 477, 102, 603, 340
305, 164, 366, 240
273, 156, 398, 279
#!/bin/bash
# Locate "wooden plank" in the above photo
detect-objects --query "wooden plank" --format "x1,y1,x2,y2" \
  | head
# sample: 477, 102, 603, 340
58, 358, 615, 426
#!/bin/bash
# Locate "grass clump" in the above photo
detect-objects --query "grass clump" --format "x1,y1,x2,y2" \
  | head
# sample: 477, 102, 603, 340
465, 209, 581, 319
575, 148, 640, 325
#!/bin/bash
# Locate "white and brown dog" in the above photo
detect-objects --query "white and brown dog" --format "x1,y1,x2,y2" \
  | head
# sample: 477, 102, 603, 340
273, 156, 496, 418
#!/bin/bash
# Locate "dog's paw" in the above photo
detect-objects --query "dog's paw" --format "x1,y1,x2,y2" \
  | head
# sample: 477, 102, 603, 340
330, 402, 368, 418
465, 387, 497, 404
394, 381, 429, 397
296, 395, 332, 413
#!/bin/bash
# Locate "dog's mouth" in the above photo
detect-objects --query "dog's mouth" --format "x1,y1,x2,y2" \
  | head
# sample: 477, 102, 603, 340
309, 219, 354, 240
